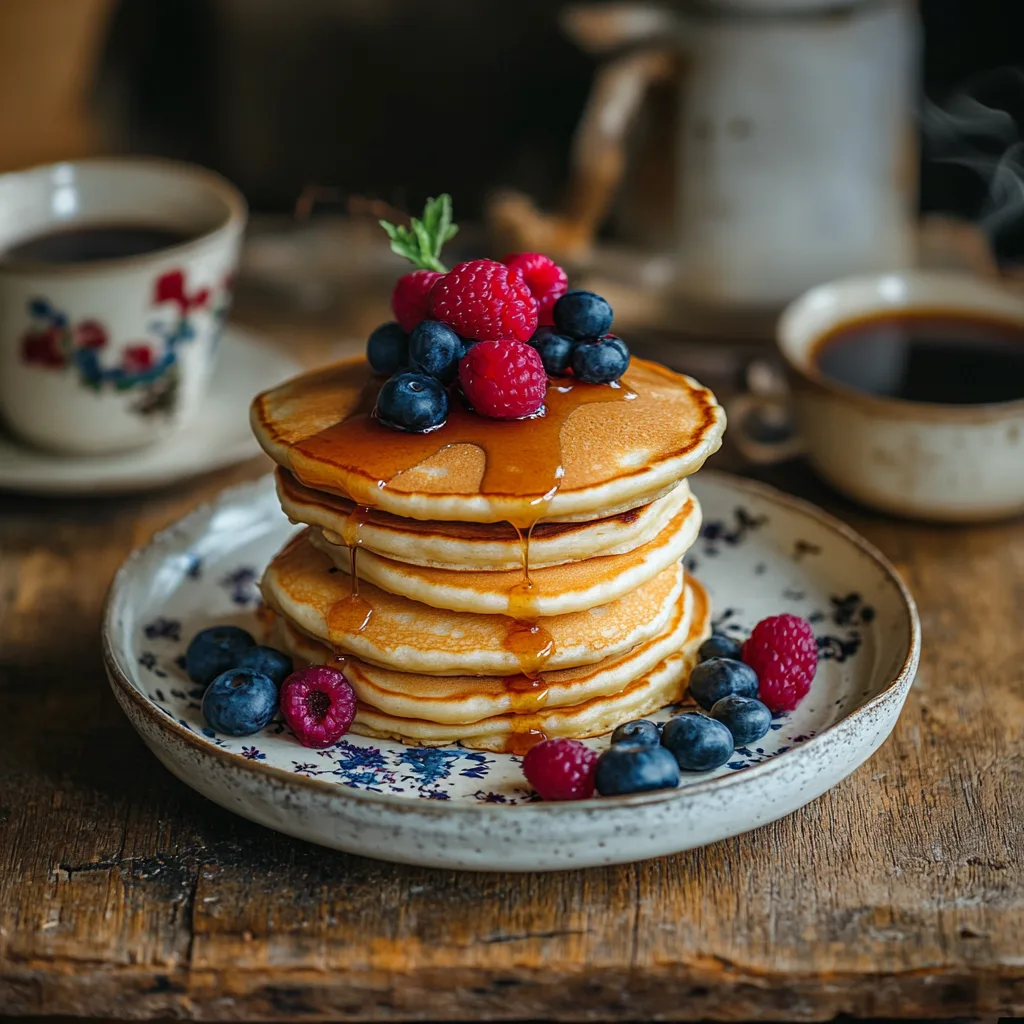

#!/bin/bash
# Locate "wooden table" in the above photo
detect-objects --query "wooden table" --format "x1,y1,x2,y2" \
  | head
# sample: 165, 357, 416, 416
2, 277, 1023, 1021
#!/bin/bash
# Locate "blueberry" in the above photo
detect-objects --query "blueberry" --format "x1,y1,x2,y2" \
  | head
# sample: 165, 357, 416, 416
595, 743, 680, 796
553, 289, 614, 340
610, 719, 661, 748
699, 632, 744, 662
529, 326, 575, 376
688, 657, 759, 710
375, 371, 448, 432
661, 712, 734, 771
185, 625, 256, 687
571, 335, 630, 384
366, 322, 409, 375
408, 319, 463, 384
202, 668, 278, 736
236, 645, 293, 687
710, 695, 771, 747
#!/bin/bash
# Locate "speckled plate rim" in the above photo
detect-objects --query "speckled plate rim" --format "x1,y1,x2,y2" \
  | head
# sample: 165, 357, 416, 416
102, 470, 921, 815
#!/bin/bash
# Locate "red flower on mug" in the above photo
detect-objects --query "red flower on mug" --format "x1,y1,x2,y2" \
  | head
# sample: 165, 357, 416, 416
73, 319, 108, 349
21, 327, 66, 368
154, 269, 211, 312
122, 344, 155, 374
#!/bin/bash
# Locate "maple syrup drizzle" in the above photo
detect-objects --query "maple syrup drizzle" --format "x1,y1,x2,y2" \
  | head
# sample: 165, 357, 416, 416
326, 503, 373, 639
291, 379, 637, 529
502, 673, 551, 713
503, 727, 548, 757
295, 376, 639, 737
501, 519, 557, 680
327, 590, 373, 637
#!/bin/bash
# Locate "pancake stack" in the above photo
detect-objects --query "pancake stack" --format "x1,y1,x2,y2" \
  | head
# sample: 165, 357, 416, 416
251, 355, 725, 752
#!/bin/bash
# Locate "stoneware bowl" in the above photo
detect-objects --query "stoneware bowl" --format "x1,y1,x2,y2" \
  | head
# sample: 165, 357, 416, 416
776, 270, 1024, 522
103, 472, 919, 871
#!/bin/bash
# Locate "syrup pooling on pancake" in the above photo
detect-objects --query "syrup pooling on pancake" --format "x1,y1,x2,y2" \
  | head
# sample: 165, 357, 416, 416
295, 369, 640, 678
254, 358, 725, 517
290, 375, 638, 526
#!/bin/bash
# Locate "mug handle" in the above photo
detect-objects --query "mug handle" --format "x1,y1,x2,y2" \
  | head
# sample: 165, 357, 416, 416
725, 392, 805, 466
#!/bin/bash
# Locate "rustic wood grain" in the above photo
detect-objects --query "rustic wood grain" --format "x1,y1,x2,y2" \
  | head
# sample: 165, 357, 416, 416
1, 289, 1023, 1019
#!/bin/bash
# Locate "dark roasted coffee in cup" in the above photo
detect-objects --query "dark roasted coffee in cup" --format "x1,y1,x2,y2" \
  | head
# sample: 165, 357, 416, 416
1, 223, 191, 266
812, 311, 1024, 405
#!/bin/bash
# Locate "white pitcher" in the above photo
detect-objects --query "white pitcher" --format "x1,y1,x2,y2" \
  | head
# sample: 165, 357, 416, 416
550, 0, 920, 311
671, 0, 920, 307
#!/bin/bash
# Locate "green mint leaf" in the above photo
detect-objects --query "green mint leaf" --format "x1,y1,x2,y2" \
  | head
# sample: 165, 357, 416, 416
378, 219, 418, 264
412, 219, 433, 260
422, 195, 443, 240
431, 195, 454, 262
378, 193, 457, 273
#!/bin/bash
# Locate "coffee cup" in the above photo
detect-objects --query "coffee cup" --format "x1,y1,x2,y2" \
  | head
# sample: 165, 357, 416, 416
731, 270, 1024, 522
0, 158, 246, 454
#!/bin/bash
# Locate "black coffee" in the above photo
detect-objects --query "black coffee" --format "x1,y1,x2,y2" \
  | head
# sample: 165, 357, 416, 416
1, 223, 191, 265
812, 312, 1024, 405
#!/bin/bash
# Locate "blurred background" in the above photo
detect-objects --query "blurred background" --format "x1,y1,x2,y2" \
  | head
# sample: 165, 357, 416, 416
1, 0, 1022, 343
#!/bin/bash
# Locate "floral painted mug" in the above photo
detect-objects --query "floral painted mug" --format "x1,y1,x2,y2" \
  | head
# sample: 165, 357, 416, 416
0, 158, 246, 454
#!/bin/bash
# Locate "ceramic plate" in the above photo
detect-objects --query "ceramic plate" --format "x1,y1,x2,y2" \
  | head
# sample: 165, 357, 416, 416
0, 326, 300, 495
103, 471, 919, 871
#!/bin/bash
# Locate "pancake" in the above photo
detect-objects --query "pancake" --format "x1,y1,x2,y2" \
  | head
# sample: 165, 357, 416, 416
277, 469, 691, 571
354, 655, 693, 750
251, 356, 725, 525
270, 576, 698, 725
306, 492, 700, 616
261, 530, 685, 675
350, 579, 710, 750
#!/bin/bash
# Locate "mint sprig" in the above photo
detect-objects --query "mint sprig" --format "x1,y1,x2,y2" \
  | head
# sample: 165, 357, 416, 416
379, 194, 459, 273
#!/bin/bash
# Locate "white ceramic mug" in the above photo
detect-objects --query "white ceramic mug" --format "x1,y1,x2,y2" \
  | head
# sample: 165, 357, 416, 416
0, 158, 246, 454
732, 270, 1024, 522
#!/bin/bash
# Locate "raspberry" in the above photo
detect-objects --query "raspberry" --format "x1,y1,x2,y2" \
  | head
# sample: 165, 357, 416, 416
503, 253, 567, 326
429, 259, 538, 342
279, 666, 357, 748
458, 340, 547, 419
523, 738, 598, 800
392, 269, 443, 332
742, 614, 818, 712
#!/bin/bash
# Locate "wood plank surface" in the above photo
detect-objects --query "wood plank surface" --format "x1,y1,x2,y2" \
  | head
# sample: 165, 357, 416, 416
1, 275, 1023, 1020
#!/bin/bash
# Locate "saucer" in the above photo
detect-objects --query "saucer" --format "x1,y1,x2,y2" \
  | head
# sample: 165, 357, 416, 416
103, 471, 920, 871
0, 326, 300, 495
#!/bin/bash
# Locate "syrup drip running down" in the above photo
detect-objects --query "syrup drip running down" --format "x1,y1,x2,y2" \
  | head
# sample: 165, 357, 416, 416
503, 519, 555, 680
503, 728, 549, 757
325, 504, 373, 638
296, 375, 639, 754
502, 673, 551, 713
